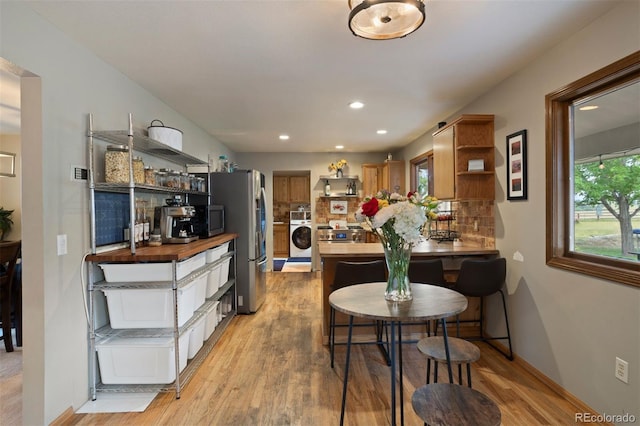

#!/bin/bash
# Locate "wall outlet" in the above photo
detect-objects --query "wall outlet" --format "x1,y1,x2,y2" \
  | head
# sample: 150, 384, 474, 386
57, 234, 67, 256
615, 357, 629, 383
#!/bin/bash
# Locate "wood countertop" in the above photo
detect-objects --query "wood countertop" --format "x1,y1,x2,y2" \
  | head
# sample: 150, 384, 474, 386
86, 233, 238, 262
318, 241, 498, 258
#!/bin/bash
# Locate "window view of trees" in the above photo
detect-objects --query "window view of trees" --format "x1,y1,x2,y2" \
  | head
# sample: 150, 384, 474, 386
573, 154, 640, 259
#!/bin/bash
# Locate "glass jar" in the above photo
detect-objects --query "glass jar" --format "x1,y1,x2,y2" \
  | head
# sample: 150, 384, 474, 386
166, 170, 181, 188
189, 174, 197, 191
156, 170, 167, 187
132, 156, 145, 184
148, 233, 162, 247
197, 176, 205, 192
144, 166, 156, 186
180, 172, 190, 190
105, 145, 130, 183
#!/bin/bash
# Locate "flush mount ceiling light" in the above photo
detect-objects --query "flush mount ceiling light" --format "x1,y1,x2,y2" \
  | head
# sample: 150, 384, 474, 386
348, 0, 426, 40
279, 134, 290, 140
349, 101, 364, 109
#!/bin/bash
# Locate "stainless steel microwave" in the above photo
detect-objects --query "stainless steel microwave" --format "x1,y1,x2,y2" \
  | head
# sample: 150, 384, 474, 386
193, 205, 225, 237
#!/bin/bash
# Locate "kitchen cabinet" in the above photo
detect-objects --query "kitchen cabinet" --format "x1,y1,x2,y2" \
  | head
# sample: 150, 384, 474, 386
362, 160, 405, 196
273, 223, 289, 258
273, 175, 310, 203
86, 114, 235, 399
433, 114, 495, 200
289, 176, 310, 203
273, 176, 289, 203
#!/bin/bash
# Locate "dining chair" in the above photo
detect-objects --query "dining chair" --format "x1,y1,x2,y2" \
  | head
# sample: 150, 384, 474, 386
0, 240, 22, 352
451, 257, 513, 360
329, 260, 389, 368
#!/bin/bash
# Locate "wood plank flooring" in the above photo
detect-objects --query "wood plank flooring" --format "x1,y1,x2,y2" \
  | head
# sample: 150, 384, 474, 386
3, 271, 608, 425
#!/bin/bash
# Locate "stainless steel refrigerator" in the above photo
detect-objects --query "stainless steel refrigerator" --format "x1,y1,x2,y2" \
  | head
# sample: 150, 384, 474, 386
209, 170, 267, 313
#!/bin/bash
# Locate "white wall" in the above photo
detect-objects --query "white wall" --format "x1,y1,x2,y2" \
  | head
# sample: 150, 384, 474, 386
402, 2, 640, 420
0, 3, 230, 424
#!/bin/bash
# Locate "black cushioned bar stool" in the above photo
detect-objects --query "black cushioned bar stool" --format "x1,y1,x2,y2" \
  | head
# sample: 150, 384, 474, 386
329, 260, 389, 368
417, 336, 480, 387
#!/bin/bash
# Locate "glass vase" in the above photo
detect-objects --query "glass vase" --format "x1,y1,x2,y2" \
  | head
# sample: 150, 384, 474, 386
336, 169, 343, 178
382, 240, 413, 301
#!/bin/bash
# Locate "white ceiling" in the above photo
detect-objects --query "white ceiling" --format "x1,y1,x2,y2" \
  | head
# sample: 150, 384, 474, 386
2, 0, 621, 152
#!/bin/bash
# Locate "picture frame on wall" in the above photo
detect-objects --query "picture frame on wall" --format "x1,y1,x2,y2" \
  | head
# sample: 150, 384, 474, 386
506, 129, 527, 201
330, 200, 348, 214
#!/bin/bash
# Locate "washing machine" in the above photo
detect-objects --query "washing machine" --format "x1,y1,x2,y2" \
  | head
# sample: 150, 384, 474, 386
290, 211, 312, 258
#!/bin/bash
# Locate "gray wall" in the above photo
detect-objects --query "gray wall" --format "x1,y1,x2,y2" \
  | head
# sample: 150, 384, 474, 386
401, 2, 640, 420
1, 0, 638, 423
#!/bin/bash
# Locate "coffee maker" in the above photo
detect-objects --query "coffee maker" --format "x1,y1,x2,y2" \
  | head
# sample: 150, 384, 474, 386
154, 196, 199, 244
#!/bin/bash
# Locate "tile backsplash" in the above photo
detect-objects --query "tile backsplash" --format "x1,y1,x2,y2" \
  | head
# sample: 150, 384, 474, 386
315, 197, 362, 224
452, 200, 495, 248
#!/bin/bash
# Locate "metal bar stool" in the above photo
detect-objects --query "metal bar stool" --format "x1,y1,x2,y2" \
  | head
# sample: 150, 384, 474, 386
412, 383, 501, 426
417, 336, 480, 387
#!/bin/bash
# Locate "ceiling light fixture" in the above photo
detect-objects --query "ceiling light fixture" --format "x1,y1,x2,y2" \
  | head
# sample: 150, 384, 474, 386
599, 154, 605, 169
279, 135, 290, 140
348, 0, 426, 40
336, 145, 345, 150
377, 129, 388, 135
349, 101, 364, 109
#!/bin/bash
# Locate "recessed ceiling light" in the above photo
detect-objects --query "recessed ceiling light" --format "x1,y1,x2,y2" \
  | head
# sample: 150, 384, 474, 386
579, 105, 599, 111
335, 145, 344, 150
377, 129, 388, 135
349, 101, 364, 109
279, 134, 290, 140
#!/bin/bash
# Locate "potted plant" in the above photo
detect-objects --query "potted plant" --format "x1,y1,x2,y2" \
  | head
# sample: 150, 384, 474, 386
0, 207, 14, 241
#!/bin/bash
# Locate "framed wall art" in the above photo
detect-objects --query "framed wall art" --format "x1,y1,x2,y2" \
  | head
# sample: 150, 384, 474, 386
506, 129, 527, 201
330, 200, 348, 214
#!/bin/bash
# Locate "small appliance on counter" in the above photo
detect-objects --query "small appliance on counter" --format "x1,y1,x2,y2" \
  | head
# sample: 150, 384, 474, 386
192, 204, 225, 238
154, 195, 199, 244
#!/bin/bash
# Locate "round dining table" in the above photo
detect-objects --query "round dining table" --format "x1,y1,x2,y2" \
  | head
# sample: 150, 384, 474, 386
329, 282, 468, 426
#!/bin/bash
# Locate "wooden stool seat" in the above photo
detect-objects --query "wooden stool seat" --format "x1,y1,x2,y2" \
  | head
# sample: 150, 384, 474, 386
417, 336, 480, 387
412, 383, 501, 426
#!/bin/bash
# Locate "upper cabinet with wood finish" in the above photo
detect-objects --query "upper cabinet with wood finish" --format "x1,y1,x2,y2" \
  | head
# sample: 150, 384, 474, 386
273, 175, 310, 203
289, 176, 310, 203
433, 115, 495, 200
362, 160, 405, 196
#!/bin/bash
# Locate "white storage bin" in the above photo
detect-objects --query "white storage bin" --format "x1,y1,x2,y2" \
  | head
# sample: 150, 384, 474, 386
100, 252, 206, 283
203, 301, 220, 340
218, 257, 232, 288
206, 264, 221, 298
193, 274, 207, 311
96, 333, 189, 384
103, 278, 197, 329
187, 315, 206, 359
205, 242, 230, 263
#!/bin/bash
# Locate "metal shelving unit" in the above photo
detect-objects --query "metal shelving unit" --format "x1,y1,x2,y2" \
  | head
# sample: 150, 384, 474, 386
86, 114, 235, 400
87, 249, 237, 399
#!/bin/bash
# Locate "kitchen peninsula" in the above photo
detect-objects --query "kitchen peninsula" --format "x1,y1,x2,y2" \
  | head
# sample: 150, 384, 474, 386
318, 240, 499, 341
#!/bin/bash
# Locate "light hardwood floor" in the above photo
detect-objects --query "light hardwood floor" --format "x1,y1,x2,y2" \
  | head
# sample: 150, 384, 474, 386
3, 272, 608, 425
